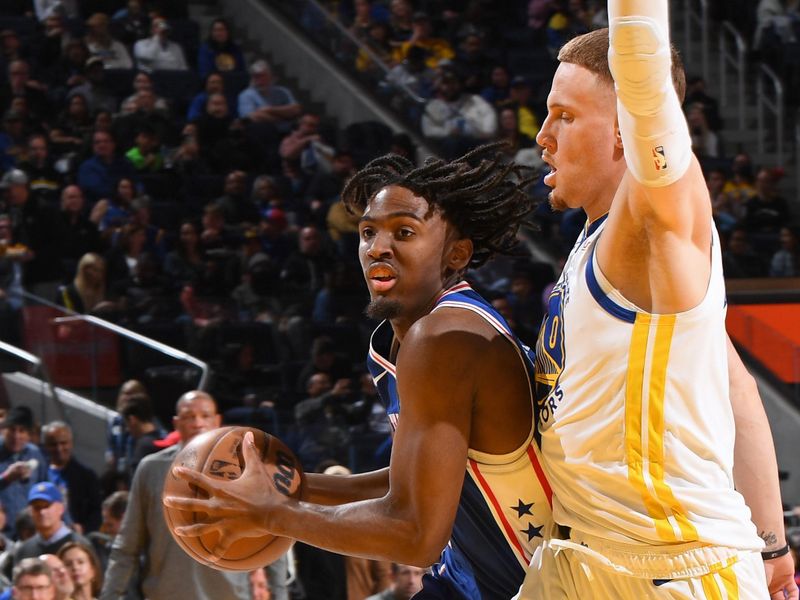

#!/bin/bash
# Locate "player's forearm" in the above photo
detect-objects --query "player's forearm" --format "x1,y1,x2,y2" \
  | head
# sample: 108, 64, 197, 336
728, 337, 786, 550
302, 468, 390, 505
269, 494, 442, 566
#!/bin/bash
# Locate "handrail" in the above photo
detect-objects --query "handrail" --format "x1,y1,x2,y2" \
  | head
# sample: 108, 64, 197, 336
719, 21, 747, 130
12, 288, 210, 391
299, 0, 426, 106
0, 339, 66, 422
682, 0, 709, 82
52, 315, 210, 390
756, 63, 784, 165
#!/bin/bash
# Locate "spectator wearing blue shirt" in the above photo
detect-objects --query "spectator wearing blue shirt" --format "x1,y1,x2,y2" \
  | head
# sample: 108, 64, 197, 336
237, 59, 301, 133
77, 131, 138, 205
0, 406, 48, 538
187, 72, 238, 122
197, 19, 246, 79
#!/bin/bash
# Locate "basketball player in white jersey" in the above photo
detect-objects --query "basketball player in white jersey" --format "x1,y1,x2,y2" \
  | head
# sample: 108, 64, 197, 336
516, 0, 797, 598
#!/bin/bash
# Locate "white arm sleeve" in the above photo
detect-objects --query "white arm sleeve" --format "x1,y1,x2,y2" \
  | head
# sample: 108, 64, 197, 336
608, 0, 691, 187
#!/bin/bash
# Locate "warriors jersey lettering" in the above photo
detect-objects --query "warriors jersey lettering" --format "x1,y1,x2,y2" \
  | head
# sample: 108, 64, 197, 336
536, 215, 762, 553
367, 282, 553, 599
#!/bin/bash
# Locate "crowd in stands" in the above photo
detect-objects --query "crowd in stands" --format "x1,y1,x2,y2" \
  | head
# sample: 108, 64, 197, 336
0, 0, 793, 598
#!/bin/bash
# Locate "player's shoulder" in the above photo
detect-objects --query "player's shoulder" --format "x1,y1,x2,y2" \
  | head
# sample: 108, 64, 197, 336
404, 306, 499, 356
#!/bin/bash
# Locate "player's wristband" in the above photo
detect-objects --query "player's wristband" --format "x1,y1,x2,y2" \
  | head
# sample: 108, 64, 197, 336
761, 543, 790, 560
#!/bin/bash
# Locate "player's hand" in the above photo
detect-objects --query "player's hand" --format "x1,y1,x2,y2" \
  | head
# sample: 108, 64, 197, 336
163, 432, 289, 561
764, 553, 799, 599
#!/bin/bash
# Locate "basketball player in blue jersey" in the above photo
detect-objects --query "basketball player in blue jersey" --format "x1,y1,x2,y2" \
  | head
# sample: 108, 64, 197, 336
515, 0, 797, 598
165, 145, 554, 598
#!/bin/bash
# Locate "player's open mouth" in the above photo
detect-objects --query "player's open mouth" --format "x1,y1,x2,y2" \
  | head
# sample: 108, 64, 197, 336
367, 263, 397, 293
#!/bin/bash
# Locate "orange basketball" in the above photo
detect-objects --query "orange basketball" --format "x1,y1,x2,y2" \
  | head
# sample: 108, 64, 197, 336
162, 426, 304, 571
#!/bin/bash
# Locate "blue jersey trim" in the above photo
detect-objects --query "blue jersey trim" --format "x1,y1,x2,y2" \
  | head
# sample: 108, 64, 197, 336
585, 247, 637, 324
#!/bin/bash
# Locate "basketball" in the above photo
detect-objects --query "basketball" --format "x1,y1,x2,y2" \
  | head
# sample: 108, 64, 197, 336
162, 426, 304, 571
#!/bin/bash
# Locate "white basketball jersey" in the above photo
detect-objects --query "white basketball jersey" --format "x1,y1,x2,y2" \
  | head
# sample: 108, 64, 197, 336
536, 215, 762, 550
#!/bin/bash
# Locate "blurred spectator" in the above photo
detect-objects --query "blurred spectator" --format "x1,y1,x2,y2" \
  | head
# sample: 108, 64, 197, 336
57, 541, 102, 600
105, 222, 147, 293
0, 31, 25, 81
382, 45, 436, 112
187, 71, 237, 121
119, 393, 163, 475
197, 18, 246, 78
17, 134, 62, 204
38, 553, 76, 600
87, 490, 127, 569
355, 22, 394, 79
120, 71, 170, 115
84, 13, 133, 70
281, 225, 336, 301
722, 228, 767, 278
169, 126, 207, 176
49, 93, 92, 159
41, 422, 101, 535
683, 75, 722, 131
545, 0, 590, 57
364, 563, 425, 600
45, 40, 89, 102
249, 567, 271, 600
232, 249, 281, 323
215, 170, 258, 226
421, 68, 497, 158
769, 226, 799, 277
0, 406, 48, 538
111, 0, 151, 47
707, 167, 738, 233
32, 14, 75, 78
279, 113, 333, 175
501, 76, 541, 140
496, 106, 536, 156
10, 558, 56, 600
293, 373, 353, 468
114, 87, 176, 149
133, 18, 189, 72
67, 57, 119, 115
0, 213, 28, 342
11, 482, 91, 566
349, 0, 381, 41
452, 31, 494, 94
312, 263, 367, 324
0, 110, 28, 169
686, 102, 721, 158
391, 12, 454, 69
754, 0, 800, 52
125, 124, 164, 173
58, 185, 100, 272
388, 0, 414, 45
480, 64, 511, 107
306, 150, 356, 222
77, 130, 137, 205
89, 176, 136, 234
34, 0, 79, 21
741, 167, 791, 240
0, 60, 50, 125
722, 153, 757, 216
100, 391, 250, 600
105, 379, 149, 479
55, 253, 115, 315
164, 220, 205, 289
238, 59, 301, 132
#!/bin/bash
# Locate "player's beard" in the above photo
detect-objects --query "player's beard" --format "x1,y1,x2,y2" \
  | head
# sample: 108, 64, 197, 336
548, 190, 568, 212
365, 297, 403, 320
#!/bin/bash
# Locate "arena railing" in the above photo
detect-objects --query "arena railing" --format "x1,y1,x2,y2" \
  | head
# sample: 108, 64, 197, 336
11, 289, 209, 412
0, 338, 64, 420
719, 21, 747, 131
683, 0, 710, 82
756, 63, 785, 166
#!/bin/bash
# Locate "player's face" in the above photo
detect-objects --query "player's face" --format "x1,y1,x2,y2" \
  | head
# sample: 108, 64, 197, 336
358, 185, 461, 328
537, 63, 622, 218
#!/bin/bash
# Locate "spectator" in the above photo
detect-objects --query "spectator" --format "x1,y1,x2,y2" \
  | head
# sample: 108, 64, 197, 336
364, 564, 425, 600
305, 150, 356, 220
349, 0, 380, 41
452, 32, 494, 94
421, 68, 497, 158
278, 113, 333, 174
686, 102, 721, 158
237, 60, 301, 132
105, 380, 149, 480
382, 45, 437, 109
215, 170, 258, 225
119, 393, 164, 475
0, 30, 25, 81
56, 252, 116, 316
11, 483, 91, 566
501, 76, 541, 140
2, 168, 63, 293
114, 87, 176, 150
683, 75, 722, 131
388, 0, 414, 45
34, 0, 79, 21
120, 72, 170, 115
10, 558, 56, 600
0, 60, 51, 124
66, 57, 119, 115
84, 13, 133, 70
722, 228, 767, 278
58, 185, 101, 274
89, 177, 136, 234
0, 110, 28, 169
197, 18, 246, 78
57, 541, 102, 600
111, 0, 150, 47
40, 422, 102, 534
722, 152, 757, 213
105, 223, 148, 293
17, 134, 61, 204
249, 567, 270, 600
38, 553, 75, 600
125, 124, 164, 173
86, 491, 127, 570
707, 167, 738, 233
77, 130, 137, 205
45, 39, 89, 102
281, 225, 335, 300
133, 18, 189, 72
770, 226, 800, 277
355, 22, 394, 79
480, 64, 511, 107
0, 406, 47, 538
100, 391, 250, 600
391, 12, 455, 69
741, 167, 791, 240
187, 71, 237, 122
164, 220, 205, 289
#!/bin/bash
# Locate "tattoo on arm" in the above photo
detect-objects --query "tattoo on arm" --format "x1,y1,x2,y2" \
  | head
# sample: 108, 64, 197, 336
759, 530, 779, 547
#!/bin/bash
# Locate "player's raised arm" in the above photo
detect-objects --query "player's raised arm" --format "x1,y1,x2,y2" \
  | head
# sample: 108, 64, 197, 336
608, 0, 708, 229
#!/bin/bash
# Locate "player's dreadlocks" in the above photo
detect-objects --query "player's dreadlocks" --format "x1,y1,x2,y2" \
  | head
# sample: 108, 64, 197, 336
341, 142, 537, 269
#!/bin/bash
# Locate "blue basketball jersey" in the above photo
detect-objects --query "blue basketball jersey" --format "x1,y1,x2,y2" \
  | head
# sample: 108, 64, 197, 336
367, 282, 553, 599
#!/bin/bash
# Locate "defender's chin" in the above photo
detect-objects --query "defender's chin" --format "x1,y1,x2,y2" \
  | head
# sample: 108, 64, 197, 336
365, 297, 403, 321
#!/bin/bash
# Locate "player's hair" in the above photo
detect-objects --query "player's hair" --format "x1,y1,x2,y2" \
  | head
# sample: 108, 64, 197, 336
558, 28, 687, 103
341, 142, 536, 269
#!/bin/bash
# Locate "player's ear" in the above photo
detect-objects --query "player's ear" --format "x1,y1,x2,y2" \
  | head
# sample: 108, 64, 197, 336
448, 238, 472, 271
613, 118, 623, 149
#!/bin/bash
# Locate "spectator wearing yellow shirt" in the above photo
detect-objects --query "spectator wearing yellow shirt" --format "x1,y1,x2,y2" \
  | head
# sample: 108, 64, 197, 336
499, 76, 541, 140
391, 12, 454, 69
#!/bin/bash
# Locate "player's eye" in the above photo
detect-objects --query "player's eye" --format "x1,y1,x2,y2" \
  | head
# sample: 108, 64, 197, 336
397, 228, 415, 239
360, 227, 375, 239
